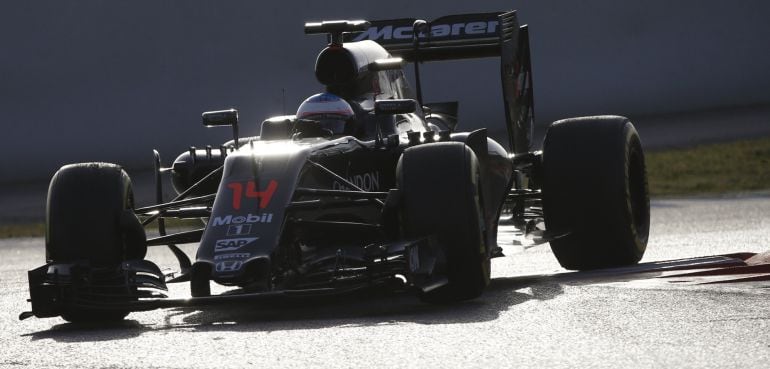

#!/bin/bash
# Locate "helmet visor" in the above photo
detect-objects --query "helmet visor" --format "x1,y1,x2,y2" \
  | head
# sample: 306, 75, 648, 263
301, 113, 350, 135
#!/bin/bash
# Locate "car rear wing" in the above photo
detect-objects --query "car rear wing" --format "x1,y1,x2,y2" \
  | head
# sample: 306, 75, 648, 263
345, 11, 535, 153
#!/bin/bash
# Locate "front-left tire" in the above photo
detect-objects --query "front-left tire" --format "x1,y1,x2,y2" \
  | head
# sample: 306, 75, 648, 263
398, 142, 490, 303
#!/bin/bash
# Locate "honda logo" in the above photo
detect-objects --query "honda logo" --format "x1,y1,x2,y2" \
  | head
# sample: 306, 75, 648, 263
215, 260, 243, 273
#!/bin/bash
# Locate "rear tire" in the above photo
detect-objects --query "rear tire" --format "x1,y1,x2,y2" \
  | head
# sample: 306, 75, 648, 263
542, 116, 649, 270
46, 162, 147, 322
398, 142, 490, 302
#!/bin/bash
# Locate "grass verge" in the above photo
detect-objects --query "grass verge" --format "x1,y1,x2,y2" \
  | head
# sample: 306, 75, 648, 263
645, 136, 770, 196
0, 219, 201, 240
0, 223, 46, 239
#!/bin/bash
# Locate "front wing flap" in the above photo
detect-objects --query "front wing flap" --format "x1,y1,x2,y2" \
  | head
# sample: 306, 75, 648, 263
20, 237, 445, 320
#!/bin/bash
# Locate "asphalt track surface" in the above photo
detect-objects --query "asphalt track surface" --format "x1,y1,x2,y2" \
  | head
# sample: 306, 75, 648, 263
1, 194, 769, 369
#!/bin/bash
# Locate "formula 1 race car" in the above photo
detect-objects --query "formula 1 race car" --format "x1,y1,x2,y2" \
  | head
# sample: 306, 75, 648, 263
20, 10, 650, 322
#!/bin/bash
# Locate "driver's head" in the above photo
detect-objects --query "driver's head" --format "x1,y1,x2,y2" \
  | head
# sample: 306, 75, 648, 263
296, 93, 355, 136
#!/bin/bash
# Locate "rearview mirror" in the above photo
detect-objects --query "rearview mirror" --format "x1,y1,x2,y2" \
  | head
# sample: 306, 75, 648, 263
374, 99, 417, 115
202, 109, 240, 148
202, 109, 238, 127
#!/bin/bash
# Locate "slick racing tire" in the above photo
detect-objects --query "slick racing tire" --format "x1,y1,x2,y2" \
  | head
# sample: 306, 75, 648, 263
398, 142, 490, 303
46, 162, 147, 322
542, 116, 650, 270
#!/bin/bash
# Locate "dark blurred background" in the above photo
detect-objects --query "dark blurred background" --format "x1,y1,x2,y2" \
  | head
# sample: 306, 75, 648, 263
2, 0, 770, 182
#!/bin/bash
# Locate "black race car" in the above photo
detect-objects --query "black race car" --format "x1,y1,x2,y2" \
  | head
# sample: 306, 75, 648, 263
21, 11, 650, 322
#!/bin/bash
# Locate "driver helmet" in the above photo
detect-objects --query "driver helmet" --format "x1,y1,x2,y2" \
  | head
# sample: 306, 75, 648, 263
296, 93, 356, 136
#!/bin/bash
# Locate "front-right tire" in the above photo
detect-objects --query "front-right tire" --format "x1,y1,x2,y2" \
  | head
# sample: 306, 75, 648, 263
46, 162, 147, 322
541, 116, 650, 270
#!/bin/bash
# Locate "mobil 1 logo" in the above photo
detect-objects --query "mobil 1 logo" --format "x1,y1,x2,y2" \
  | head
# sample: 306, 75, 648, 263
212, 213, 274, 226
227, 224, 252, 236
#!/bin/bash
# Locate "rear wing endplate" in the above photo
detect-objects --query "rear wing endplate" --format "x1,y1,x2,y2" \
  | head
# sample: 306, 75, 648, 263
346, 11, 535, 153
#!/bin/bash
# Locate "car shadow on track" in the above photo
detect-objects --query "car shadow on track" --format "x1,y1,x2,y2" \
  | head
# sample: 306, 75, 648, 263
21, 320, 147, 342
167, 277, 564, 330
21, 276, 564, 342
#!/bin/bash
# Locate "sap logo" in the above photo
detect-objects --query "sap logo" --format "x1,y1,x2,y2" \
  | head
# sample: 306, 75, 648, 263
333, 171, 380, 192
214, 252, 251, 261
352, 21, 498, 42
212, 213, 274, 226
215, 260, 243, 273
214, 237, 258, 252
227, 179, 278, 210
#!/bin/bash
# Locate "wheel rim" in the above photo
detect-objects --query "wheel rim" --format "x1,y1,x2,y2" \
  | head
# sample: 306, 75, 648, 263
628, 145, 650, 241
